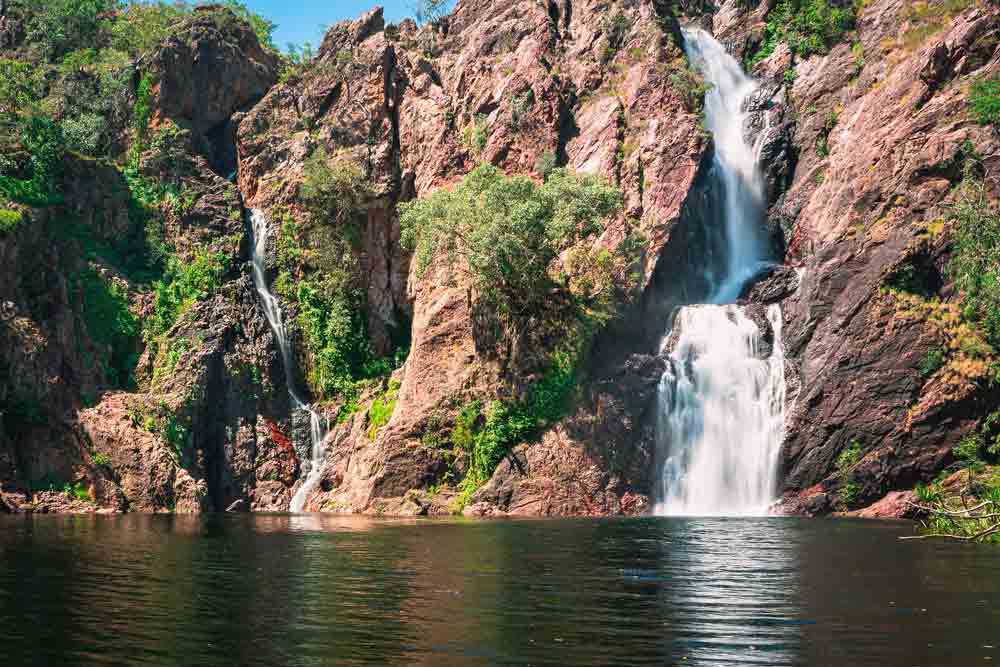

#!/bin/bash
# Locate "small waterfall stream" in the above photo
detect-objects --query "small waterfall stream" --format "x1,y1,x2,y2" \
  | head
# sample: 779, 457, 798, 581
654, 29, 786, 516
249, 209, 328, 512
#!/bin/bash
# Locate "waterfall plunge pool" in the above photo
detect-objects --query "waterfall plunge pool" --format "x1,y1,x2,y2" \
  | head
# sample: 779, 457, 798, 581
2, 514, 997, 666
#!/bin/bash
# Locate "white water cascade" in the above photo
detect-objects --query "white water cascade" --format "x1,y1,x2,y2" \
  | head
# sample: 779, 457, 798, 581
249, 209, 328, 513
653, 29, 786, 516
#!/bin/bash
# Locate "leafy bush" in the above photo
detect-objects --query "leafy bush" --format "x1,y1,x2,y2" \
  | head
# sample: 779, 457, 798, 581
62, 112, 107, 155
80, 267, 139, 387
462, 114, 489, 156
919, 347, 945, 377
91, 452, 111, 467
836, 440, 863, 507
414, 0, 452, 25
63, 481, 91, 502
534, 151, 558, 179
969, 77, 1000, 127
20, 0, 117, 62
0, 208, 23, 235
147, 250, 229, 338
948, 172, 1000, 349
367, 380, 400, 441
750, 0, 854, 66
399, 164, 623, 350
110, 1, 190, 56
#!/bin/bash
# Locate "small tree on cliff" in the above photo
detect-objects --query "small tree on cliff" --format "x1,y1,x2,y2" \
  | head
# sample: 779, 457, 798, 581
399, 164, 629, 368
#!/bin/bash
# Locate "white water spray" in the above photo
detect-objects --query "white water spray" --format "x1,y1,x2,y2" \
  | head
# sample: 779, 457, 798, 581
656, 305, 785, 515
654, 29, 785, 516
250, 209, 328, 512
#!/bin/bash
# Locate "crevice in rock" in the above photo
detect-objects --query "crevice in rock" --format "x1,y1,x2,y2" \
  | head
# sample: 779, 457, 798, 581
555, 90, 580, 167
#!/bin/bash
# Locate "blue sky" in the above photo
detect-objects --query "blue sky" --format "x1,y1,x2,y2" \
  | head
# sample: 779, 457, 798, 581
243, 1, 420, 51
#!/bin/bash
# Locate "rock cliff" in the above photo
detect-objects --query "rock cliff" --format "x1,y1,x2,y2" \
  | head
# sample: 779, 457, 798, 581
2, 0, 999, 517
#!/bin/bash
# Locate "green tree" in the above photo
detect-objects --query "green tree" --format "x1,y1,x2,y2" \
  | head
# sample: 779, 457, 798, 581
399, 164, 623, 348
21, 0, 117, 61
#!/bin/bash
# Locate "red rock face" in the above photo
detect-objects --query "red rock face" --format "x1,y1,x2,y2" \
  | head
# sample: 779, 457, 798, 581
5, 0, 997, 518
754, 0, 1000, 514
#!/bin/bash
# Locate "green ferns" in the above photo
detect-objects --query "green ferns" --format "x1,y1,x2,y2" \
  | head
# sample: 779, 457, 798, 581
750, 0, 854, 67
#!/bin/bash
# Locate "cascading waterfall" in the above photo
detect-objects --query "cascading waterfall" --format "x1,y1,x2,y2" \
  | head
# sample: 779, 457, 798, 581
654, 28, 786, 516
249, 209, 328, 512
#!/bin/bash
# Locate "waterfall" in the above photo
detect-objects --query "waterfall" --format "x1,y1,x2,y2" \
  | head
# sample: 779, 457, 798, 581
249, 209, 328, 513
653, 29, 785, 516
656, 305, 785, 515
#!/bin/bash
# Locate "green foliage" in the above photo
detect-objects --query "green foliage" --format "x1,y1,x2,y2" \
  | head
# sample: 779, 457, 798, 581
79, 267, 139, 387
300, 149, 366, 234
451, 341, 585, 511
919, 347, 945, 377
0, 58, 42, 117
534, 151, 558, 179
367, 380, 401, 441
836, 440, 863, 507
667, 60, 711, 113
63, 481, 91, 502
147, 250, 228, 338
750, 0, 854, 66
399, 164, 623, 343
297, 281, 375, 399
462, 114, 489, 156
21, 0, 117, 62
91, 452, 111, 467
0, 208, 23, 235
969, 77, 1000, 128
948, 171, 1000, 350
111, 1, 189, 56
599, 13, 632, 64
216, 0, 277, 51
62, 112, 107, 155
508, 90, 535, 130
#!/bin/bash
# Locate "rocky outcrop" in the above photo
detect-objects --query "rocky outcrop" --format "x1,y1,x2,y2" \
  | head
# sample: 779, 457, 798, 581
742, 0, 1000, 513
234, 0, 708, 515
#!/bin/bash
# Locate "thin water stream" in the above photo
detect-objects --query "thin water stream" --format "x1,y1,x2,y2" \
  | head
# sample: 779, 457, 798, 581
249, 209, 327, 512
655, 29, 785, 516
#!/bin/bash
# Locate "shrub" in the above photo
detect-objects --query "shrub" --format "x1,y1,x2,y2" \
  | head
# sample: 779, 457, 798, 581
110, 1, 190, 57
534, 151, 558, 179
948, 172, 1000, 349
462, 114, 489, 156
80, 267, 139, 387
0, 208, 23, 235
414, 0, 452, 25
399, 164, 623, 350
367, 380, 400, 441
62, 112, 107, 156
750, 0, 854, 66
91, 452, 111, 467
919, 347, 945, 377
836, 440, 863, 507
21, 0, 117, 62
147, 250, 229, 338
969, 77, 1000, 127
64, 482, 91, 502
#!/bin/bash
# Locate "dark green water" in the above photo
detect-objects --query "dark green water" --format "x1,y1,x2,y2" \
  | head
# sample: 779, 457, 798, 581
1, 515, 997, 666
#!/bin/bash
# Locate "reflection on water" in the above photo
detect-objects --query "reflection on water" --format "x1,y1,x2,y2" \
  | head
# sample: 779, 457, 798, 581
1, 515, 998, 665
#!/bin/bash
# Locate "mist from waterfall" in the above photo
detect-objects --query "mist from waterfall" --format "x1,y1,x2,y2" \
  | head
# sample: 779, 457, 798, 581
250, 209, 328, 513
654, 29, 785, 516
